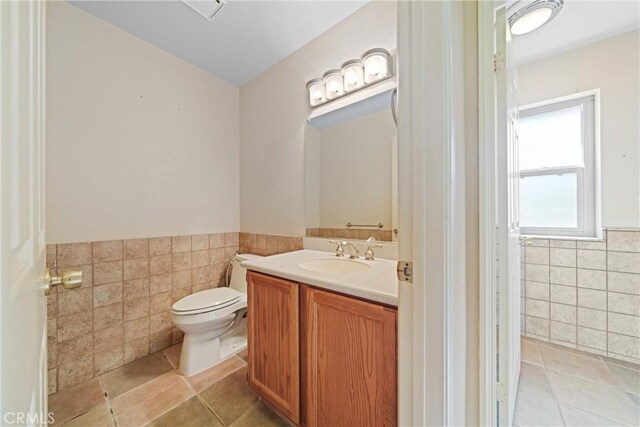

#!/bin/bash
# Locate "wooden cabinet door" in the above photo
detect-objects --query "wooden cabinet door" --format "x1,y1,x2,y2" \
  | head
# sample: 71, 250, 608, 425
247, 272, 300, 424
302, 286, 397, 427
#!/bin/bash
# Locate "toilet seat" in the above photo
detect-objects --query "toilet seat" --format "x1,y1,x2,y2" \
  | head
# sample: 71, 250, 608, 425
172, 288, 242, 316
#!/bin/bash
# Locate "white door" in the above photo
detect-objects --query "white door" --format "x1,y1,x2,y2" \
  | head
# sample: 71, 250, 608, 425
495, 6, 521, 426
1, 1, 49, 425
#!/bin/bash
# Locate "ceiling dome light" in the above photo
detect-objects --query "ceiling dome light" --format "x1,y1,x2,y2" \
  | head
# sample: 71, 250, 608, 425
508, 0, 563, 36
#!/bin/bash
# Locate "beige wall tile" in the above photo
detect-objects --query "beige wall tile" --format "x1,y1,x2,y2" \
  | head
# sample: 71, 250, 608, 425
123, 238, 149, 260
608, 251, 640, 274
209, 233, 225, 249
255, 234, 267, 250
550, 266, 576, 286
58, 289, 92, 316
172, 253, 191, 272
550, 240, 577, 249
608, 272, 640, 295
550, 248, 577, 267
528, 238, 550, 247
577, 307, 606, 330
150, 255, 172, 275
550, 303, 576, 324
209, 248, 225, 264
150, 292, 171, 314
93, 282, 123, 308
526, 299, 549, 319
94, 303, 123, 331
577, 268, 607, 290
191, 250, 209, 268
92, 240, 122, 263
57, 243, 92, 268
607, 230, 640, 252
550, 321, 576, 343
57, 354, 93, 390
124, 337, 149, 364
124, 317, 149, 342
578, 288, 606, 310
577, 249, 607, 270
149, 237, 171, 256
94, 261, 123, 285
47, 292, 58, 319
150, 274, 172, 295
265, 235, 278, 253
526, 281, 549, 301
224, 232, 239, 247
48, 369, 57, 395
93, 325, 124, 354
150, 311, 172, 334
526, 316, 549, 337
123, 258, 149, 280
550, 285, 576, 305
224, 247, 238, 262
526, 264, 549, 283
192, 266, 210, 285
124, 278, 149, 301
172, 287, 191, 304
192, 282, 210, 293
608, 312, 640, 338
94, 348, 123, 375
47, 244, 57, 269
577, 240, 607, 250
172, 270, 192, 289
608, 292, 640, 316
577, 326, 607, 350
210, 263, 226, 286
172, 327, 184, 345
191, 234, 209, 251
124, 297, 150, 321
608, 333, 640, 359
58, 334, 93, 365
171, 236, 192, 254
150, 329, 173, 353
58, 310, 93, 342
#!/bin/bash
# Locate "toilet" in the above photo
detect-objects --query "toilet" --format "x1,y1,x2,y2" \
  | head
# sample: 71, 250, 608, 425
171, 253, 262, 376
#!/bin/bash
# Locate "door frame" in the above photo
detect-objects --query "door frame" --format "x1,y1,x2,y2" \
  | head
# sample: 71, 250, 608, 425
397, 2, 469, 425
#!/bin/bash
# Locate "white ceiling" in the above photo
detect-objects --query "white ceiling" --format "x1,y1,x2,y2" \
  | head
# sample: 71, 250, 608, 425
69, 0, 369, 86
512, 0, 640, 65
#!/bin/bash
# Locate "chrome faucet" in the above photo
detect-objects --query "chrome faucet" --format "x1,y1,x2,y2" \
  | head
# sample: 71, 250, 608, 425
364, 243, 383, 261
342, 241, 360, 259
329, 241, 345, 257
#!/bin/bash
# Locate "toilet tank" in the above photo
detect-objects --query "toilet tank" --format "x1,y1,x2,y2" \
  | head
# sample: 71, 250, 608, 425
229, 253, 263, 294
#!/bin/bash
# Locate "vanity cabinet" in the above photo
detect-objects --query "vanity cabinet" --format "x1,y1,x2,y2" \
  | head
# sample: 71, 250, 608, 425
247, 272, 300, 424
247, 271, 397, 427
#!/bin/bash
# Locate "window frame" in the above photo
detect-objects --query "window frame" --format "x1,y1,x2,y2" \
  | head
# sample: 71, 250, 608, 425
518, 90, 601, 238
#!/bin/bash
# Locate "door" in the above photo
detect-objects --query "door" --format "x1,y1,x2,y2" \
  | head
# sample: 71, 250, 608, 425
1, 0, 48, 424
495, 6, 521, 425
246, 272, 300, 424
302, 286, 397, 427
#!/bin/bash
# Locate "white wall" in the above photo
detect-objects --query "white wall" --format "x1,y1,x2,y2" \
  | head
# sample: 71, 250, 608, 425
239, 1, 397, 236
316, 109, 395, 229
518, 30, 640, 228
46, 2, 240, 244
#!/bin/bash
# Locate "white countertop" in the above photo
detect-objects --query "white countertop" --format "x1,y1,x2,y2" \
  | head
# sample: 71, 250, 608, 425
241, 249, 398, 306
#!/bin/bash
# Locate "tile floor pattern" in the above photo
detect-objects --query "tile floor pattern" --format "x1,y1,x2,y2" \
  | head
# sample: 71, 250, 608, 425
48, 346, 289, 427
515, 337, 640, 426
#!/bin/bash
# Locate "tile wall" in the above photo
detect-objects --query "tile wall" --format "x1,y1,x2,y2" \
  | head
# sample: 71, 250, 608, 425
47, 232, 303, 394
521, 229, 640, 364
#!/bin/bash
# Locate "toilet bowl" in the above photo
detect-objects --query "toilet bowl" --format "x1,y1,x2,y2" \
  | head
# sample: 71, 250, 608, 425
172, 253, 262, 377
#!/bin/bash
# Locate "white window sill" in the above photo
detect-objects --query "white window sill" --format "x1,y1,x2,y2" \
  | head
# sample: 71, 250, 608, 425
521, 234, 605, 242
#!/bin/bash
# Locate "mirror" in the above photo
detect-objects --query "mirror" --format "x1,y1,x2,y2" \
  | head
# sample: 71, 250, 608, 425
305, 90, 397, 242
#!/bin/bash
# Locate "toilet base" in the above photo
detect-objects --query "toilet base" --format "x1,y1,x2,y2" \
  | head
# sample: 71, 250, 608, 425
178, 310, 247, 377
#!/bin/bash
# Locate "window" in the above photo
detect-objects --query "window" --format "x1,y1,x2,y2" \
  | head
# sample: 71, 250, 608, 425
518, 92, 600, 238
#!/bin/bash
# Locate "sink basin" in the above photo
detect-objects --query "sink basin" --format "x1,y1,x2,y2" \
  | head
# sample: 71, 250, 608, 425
298, 258, 371, 274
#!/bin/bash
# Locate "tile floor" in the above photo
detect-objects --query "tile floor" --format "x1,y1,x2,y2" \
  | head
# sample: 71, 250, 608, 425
515, 337, 640, 426
48, 346, 289, 427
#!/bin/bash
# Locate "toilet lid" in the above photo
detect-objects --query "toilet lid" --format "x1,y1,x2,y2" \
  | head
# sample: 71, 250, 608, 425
172, 288, 241, 313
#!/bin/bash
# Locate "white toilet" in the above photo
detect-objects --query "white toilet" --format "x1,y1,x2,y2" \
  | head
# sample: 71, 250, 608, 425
171, 253, 262, 376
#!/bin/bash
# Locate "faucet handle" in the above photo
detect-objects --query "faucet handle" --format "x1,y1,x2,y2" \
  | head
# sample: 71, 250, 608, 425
329, 240, 345, 257
365, 244, 383, 261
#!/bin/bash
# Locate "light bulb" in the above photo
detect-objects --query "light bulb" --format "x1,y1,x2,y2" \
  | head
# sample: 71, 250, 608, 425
511, 7, 552, 35
322, 69, 344, 100
341, 59, 364, 92
361, 48, 391, 84
306, 78, 326, 107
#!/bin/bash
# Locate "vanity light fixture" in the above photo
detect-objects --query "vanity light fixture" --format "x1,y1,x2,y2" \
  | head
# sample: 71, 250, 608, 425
341, 59, 364, 92
508, 0, 563, 36
306, 78, 327, 107
323, 69, 345, 100
361, 48, 391, 84
306, 47, 393, 107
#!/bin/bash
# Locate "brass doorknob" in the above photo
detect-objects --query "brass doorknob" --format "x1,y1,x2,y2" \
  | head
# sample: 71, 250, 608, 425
45, 269, 82, 295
